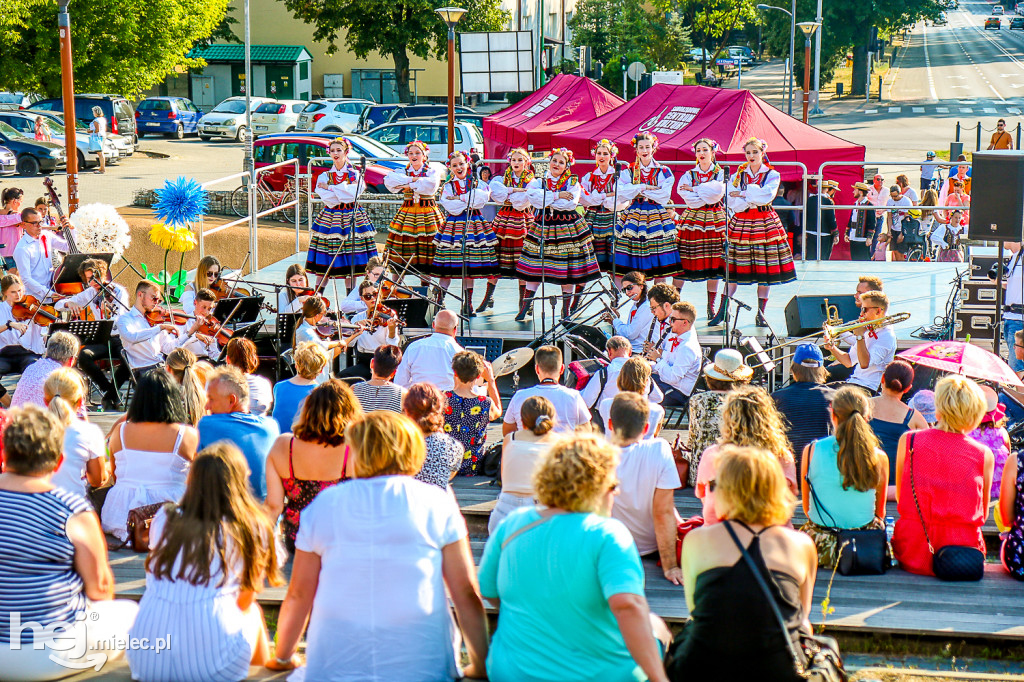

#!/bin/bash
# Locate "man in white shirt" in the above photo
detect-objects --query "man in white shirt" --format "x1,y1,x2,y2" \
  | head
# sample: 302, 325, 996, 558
116, 281, 182, 374
339, 280, 401, 381
13, 208, 69, 301
1002, 242, 1024, 372
607, 392, 681, 584
177, 288, 222, 361
644, 282, 679, 354
646, 301, 702, 407
503, 345, 591, 435
847, 182, 876, 262
580, 335, 632, 410
823, 290, 896, 394
394, 309, 462, 391
866, 173, 887, 248
885, 185, 914, 261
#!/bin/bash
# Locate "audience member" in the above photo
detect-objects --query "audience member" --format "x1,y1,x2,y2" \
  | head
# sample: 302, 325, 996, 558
405, 382, 464, 490
128, 443, 283, 681
599, 356, 665, 441
225, 338, 273, 417
479, 434, 671, 682
998, 447, 1024, 580
800, 387, 889, 568
350, 344, 405, 412
198, 367, 279, 500
446, 350, 502, 475
771, 343, 834, 473
968, 385, 1010, 499
271, 342, 328, 433
869, 360, 928, 499
608, 393, 682, 584
490, 396, 557, 534
102, 371, 198, 541
684, 349, 753, 487
503, 345, 591, 435
265, 380, 360, 553
10, 331, 80, 409
45, 368, 107, 499
394, 309, 463, 390
909, 389, 937, 425
269, 411, 488, 678
165, 348, 207, 427
893, 376, 994, 577
0, 406, 139, 678
580, 335, 634, 410
667, 445, 817, 680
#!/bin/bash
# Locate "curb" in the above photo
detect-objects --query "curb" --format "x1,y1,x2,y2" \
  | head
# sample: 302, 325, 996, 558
137, 150, 170, 159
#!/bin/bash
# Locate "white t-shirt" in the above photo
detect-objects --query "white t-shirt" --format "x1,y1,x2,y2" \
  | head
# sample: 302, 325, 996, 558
610, 438, 680, 555
504, 383, 592, 434
49, 419, 106, 499
295, 476, 467, 681
246, 374, 273, 416
501, 435, 553, 495
598, 398, 665, 443
849, 325, 897, 392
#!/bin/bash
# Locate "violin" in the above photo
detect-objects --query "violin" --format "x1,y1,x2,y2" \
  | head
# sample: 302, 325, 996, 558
211, 277, 252, 300
196, 315, 233, 345
377, 280, 411, 300
12, 295, 59, 326
298, 289, 331, 310
366, 303, 404, 330
146, 307, 194, 327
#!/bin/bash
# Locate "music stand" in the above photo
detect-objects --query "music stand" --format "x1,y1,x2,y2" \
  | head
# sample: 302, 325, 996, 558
214, 321, 264, 363
385, 297, 430, 329
49, 320, 117, 400
54, 254, 113, 287
213, 295, 265, 323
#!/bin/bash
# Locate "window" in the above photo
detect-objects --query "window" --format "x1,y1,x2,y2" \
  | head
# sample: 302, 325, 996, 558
30, 101, 59, 111
256, 142, 301, 164
2, 117, 33, 133
115, 100, 134, 119
413, 125, 443, 145
371, 125, 403, 144
291, 103, 305, 113
138, 99, 171, 111
301, 143, 331, 167
302, 102, 326, 113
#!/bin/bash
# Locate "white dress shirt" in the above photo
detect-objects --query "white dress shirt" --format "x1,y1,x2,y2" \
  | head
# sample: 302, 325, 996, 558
727, 167, 781, 214
580, 356, 664, 410
504, 382, 591, 433
616, 162, 674, 206
1005, 249, 1024, 322
678, 165, 727, 209
612, 297, 656, 353
177, 330, 220, 360
349, 310, 401, 354
653, 328, 703, 396
13, 231, 65, 299
525, 175, 582, 212
393, 332, 463, 391
439, 177, 490, 215
848, 325, 897, 392
178, 287, 196, 315
488, 173, 534, 211
0, 301, 45, 354
277, 289, 306, 315
55, 282, 129, 326
116, 306, 180, 368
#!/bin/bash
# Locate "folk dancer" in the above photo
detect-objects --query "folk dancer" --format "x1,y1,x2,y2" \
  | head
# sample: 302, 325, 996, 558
484, 148, 535, 313
383, 140, 444, 289
805, 179, 839, 261
823, 289, 896, 395
673, 138, 728, 325
307, 137, 378, 289
432, 151, 497, 317
847, 182, 876, 262
932, 209, 965, 262
178, 255, 220, 316
338, 280, 401, 381
601, 271, 655, 354
645, 301, 702, 408
613, 133, 682, 284
725, 137, 797, 326
580, 139, 622, 272
515, 148, 600, 321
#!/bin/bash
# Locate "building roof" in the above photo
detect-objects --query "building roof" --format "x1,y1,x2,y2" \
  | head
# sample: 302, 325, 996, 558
187, 44, 312, 64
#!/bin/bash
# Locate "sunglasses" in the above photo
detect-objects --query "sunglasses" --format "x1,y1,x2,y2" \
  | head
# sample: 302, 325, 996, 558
207, 270, 220, 278
362, 292, 377, 300
622, 284, 637, 292
24, 220, 41, 225
670, 316, 690, 323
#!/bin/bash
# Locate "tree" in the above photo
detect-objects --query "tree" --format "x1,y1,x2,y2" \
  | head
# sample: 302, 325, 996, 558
678, 0, 758, 64
0, 0, 229, 98
282, 0, 510, 103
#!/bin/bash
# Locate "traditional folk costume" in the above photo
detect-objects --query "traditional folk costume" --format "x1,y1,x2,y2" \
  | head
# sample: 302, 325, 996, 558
383, 153, 444, 271
485, 162, 535, 312
307, 164, 378, 278
614, 161, 682, 278
675, 162, 727, 281
434, 173, 498, 314
580, 166, 620, 270
725, 163, 796, 287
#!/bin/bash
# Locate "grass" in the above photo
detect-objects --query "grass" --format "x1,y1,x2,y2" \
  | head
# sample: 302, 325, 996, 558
824, 33, 903, 100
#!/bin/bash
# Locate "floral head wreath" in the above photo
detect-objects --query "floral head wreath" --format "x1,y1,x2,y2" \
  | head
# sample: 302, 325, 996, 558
404, 139, 430, 156
593, 138, 619, 157
631, 132, 659, 151
743, 136, 768, 153
547, 147, 575, 165
330, 136, 352, 154
447, 150, 470, 165
507, 148, 532, 166
692, 138, 719, 154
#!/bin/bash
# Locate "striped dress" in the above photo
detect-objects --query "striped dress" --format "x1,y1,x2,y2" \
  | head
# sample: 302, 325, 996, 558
306, 165, 379, 277
487, 171, 536, 277
725, 164, 797, 285
675, 164, 727, 281
432, 176, 499, 278
614, 162, 683, 278
384, 164, 445, 269
580, 167, 620, 270
516, 173, 600, 284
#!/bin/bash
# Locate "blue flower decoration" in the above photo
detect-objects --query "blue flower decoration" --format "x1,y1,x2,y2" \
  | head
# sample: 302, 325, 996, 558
153, 176, 208, 227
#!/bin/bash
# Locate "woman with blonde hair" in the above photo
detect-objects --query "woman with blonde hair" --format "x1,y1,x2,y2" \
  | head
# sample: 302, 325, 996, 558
45, 367, 108, 499
668, 445, 817, 680
480, 433, 671, 682
165, 347, 206, 427
271, 341, 328, 433
801, 387, 889, 568
179, 255, 221, 315
269, 411, 489, 679
490, 395, 558, 533
893, 375, 994, 577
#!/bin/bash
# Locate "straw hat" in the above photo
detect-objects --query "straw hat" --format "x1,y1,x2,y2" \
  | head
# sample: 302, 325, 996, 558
703, 348, 754, 382
852, 181, 871, 192
980, 385, 1006, 424
821, 179, 840, 191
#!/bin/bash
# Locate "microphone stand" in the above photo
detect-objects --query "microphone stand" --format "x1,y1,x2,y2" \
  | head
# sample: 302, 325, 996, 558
538, 175, 549, 338
610, 159, 622, 289
459, 167, 477, 336
721, 162, 733, 346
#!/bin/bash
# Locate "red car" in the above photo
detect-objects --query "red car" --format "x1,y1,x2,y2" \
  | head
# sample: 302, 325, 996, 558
253, 133, 396, 192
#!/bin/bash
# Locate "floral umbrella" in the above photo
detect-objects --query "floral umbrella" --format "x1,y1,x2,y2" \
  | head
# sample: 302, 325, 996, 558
897, 341, 1023, 387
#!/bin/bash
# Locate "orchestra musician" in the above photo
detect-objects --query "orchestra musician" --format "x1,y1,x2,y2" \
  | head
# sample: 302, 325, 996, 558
178, 255, 220, 315
115, 281, 184, 376
293, 296, 346, 366
645, 301, 702, 408
13, 207, 71, 301
822, 290, 896, 395
178, 288, 222, 361
338, 256, 391, 315
827, 276, 884, 383
644, 282, 680, 355
0, 274, 43, 407
337, 280, 400, 381
278, 263, 315, 315
601, 271, 654, 354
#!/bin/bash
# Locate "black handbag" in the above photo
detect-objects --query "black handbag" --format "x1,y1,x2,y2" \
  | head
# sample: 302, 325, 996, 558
806, 476, 888, 576
723, 521, 848, 682
908, 434, 985, 582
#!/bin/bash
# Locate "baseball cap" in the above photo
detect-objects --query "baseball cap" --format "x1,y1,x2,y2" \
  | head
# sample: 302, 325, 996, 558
793, 343, 824, 367
926, 151, 936, 158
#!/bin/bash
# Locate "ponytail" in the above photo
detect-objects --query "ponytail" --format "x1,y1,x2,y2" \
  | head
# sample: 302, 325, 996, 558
831, 387, 880, 492
43, 367, 85, 427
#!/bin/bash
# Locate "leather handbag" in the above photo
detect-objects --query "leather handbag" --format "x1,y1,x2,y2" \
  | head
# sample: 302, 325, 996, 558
122, 503, 165, 553
908, 434, 985, 582
806, 476, 888, 576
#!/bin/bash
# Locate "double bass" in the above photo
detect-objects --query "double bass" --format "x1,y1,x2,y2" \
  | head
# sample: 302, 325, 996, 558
42, 177, 85, 297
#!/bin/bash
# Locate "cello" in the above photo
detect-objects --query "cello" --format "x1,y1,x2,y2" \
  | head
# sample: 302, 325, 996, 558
42, 177, 85, 297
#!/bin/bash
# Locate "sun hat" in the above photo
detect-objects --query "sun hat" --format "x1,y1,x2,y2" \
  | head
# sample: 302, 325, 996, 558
908, 390, 936, 424
821, 179, 840, 191
793, 343, 824, 367
703, 348, 754, 382
853, 181, 871, 192
979, 385, 1007, 424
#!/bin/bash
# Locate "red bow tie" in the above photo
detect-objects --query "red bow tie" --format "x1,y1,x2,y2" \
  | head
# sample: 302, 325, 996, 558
867, 329, 878, 340
669, 336, 681, 351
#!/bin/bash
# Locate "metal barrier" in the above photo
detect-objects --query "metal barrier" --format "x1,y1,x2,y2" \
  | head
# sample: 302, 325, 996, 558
955, 121, 1022, 152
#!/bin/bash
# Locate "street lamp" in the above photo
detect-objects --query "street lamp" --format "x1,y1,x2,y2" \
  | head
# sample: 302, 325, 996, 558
756, 3, 795, 118
436, 7, 467, 156
797, 22, 820, 124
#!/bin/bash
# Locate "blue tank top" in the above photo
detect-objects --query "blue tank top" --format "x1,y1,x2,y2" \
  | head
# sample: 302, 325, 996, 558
806, 436, 877, 529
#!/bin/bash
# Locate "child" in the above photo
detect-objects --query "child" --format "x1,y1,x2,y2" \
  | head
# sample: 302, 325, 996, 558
485, 148, 535, 313
445, 350, 502, 476
0, 274, 43, 406
383, 140, 444, 287
969, 386, 1011, 499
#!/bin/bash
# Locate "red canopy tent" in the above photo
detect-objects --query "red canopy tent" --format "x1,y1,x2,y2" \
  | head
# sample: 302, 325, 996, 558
483, 74, 624, 162
550, 84, 866, 259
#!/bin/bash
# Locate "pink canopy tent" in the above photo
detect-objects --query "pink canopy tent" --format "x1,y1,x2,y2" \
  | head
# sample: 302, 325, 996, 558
550, 84, 866, 259
483, 74, 624, 162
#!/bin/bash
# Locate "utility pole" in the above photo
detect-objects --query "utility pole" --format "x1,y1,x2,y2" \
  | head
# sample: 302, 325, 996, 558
57, 0, 79, 212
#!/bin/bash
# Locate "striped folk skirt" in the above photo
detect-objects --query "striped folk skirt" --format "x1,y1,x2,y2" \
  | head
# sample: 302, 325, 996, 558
491, 206, 534, 277
726, 207, 797, 285
585, 207, 616, 270
675, 203, 726, 281
306, 204, 379, 277
516, 209, 601, 284
385, 198, 444, 269
429, 210, 500, 278
614, 200, 682, 278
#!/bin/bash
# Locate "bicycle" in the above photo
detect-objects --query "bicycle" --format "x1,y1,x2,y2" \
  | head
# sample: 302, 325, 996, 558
230, 175, 306, 223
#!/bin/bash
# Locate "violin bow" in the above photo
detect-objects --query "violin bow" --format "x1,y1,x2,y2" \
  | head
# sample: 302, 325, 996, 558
225, 252, 252, 299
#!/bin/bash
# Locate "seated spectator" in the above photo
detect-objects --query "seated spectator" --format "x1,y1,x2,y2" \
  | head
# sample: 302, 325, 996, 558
480, 433, 671, 682
909, 389, 937, 426
269, 411, 488, 678
224, 337, 273, 416
608, 393, 682, 584
265, 379, 361, 553
696, 385, 796, 525
893, 375, 994, 577
128, 443, 283, 681
0, 406, 139, 677
999, 447, 1024, 579
503, 345, 591, 435
405, 382, 463, 490
771, 343, 834, 474
968, 385, 1010, 499
581, 335, 633, 411
869, 361, 929, 500
684, 348, 752, 487
800, 387, 889, 568
447, 350, 502, 476
102, 371, 198, 541
198, 367, 280, 500
271, 342, 328, 433
10, 331, 80, 410
350, 344, 405, 413
45, 368, 107, 499
165, 348, 207, 427
667, 445, 817, 680
599, 356, 666, 441
490, 396, 557, 534
393, 309, 463, 391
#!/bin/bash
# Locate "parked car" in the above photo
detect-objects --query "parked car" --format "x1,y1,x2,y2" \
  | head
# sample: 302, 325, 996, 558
416, 113, 488, 129
29, 94, 138, 149
252, 133, 395, 193
986, 16, 1001, 28
383, 104, 476, 125
30, 110, 131, 158
0, 121, 66, 175
197, 96, 275, 142
252, 100, 307, 136
0, 111, 116, 169
135, 97, 203, 139
727, 46, 756, 65
357, 104, 404, 132
284, 132, 407, 168
364, 121, 483, 156
295, 99, 374, 133
0, 146, 16, 176
1017, 2, 1024, 15
994, 4, 1005, 14
687, 47, 715, 63
0, 92, 42, 111
934, 12, 948, 24
1011, 15, 1024, 28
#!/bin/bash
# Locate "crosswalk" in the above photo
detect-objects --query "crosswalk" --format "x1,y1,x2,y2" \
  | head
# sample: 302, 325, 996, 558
860, 101, 1024, 116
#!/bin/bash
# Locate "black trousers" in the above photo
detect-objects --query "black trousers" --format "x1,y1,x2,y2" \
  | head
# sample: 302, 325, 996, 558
337, 350, 373, 381
826, 362, 854, 383
78, 339, 130, 399
653, 374, 690, 409
849, 240, 871, 261
807, 234, 833, 261
0, 345, 39, 398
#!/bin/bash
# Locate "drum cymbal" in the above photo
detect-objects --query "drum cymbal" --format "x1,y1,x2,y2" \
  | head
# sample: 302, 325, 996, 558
492, 347, 535, 377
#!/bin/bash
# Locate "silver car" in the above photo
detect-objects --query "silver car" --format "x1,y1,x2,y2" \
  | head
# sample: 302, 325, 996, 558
0, 111, 116, 168
0, 146, 15, 176
198, 96, 275, 142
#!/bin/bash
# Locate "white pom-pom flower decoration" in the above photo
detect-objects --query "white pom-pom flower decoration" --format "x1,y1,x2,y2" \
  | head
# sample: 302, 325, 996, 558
68, 203, 132, 262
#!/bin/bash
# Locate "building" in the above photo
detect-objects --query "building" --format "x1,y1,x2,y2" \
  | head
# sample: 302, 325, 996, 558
186, 44, 313, 108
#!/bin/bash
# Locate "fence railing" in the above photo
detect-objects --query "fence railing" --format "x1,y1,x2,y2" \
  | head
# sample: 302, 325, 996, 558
954, 121, 1022, 152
